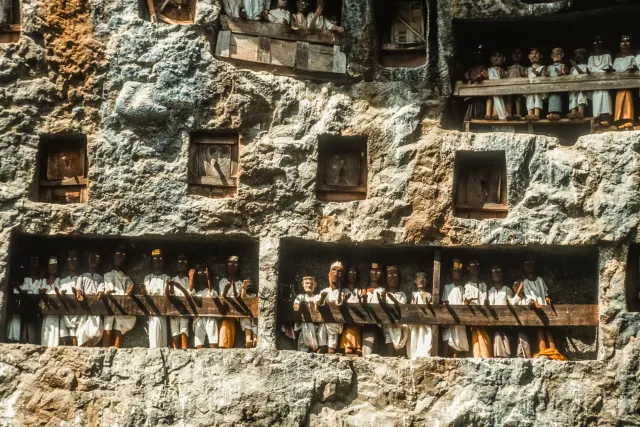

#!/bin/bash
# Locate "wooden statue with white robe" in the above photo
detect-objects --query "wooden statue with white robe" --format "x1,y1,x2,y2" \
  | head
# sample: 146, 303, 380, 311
143, 249, 170, 349
545, 48, 569, 120
75, 251, 105, 347
103, 245, 136, 348
484, 51, 509, 120
407, 273, 432, 360
613, 35, 637, 129
268, 0, 291, 24
507, 49, 526, 120
382, 265, 409, 356
317, 261, 344, 354
464, 260, 492, 358
293, 276, 320, 352
167, 254, 191, 350
339, 265, 362, 355
191, 264, 219, 349
59, 250, 79, 346
6, 265, 25, 343
39, 256, 61, 347
441, 259, 469, 357
588, 35, 613, 127
487, 265, 515, 358
525, 48, 546, 121
219, 255, 244, 348
362, 263, 386, 356
568, 48, 589, 120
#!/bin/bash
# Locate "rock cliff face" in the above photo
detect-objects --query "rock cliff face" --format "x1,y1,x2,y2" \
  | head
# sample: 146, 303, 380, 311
1, 0, 640, 425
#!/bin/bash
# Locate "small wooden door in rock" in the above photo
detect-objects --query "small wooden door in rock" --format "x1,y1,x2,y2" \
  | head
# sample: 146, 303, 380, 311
39, 137, 88, 204
189, 133, 239, 198
454, 152, 507, 219
316, 136, 367, 202
390, 1, 425, 45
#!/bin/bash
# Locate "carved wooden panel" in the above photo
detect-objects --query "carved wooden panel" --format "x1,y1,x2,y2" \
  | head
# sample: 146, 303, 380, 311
456, 165, 503, 207
198, 144, 232, 186
454, 152, 507, 219
317, 136, 367, 202
324, 152, 361, 187
189, 132, 239, 198
391, 1, 425, 45
46, 149, 85, 180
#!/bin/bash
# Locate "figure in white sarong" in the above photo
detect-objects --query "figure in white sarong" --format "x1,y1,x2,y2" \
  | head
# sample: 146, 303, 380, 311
525, 47, 547, 121
464, 260, 492, 359
568, 48, 590, 120
59, 249, 80, 346
362, 263, 386, 355
190, 263, 219, 349
76, 251, 105, 347
407, 273, 432, 360
382, 265, 409, 356
39, 256, 62, 347
143, 249, 170, 349
18, 256, 42, 344
293, 276, 320, 352
268, 0, 291, 24
167, 254, 191, 350
487, 265, 517, 358
441, 259, 469, 356
103, 245, 136, 348
588, 35, 613, 126
317, 261, 344, 353
484, 50, 509, 120
545, 48, 569, 120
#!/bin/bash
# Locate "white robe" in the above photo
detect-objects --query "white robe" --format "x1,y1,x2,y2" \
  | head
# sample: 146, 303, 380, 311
407, 291, 432, 360
317, 287, 343, 348
365, 286, 386, 303
441, 283, 469, 352
526, 65, 546, 110
243, 0, 268, 20
6, 286, 21, 341
40, 279, 61, 347
145, 274, 169, 348
306, 13, 335, 30
219, 278, 255, 332
75, 273, 105, 346
267, 8, 291, 24
382, 291, 409, 349
59, 276, 79, 337
192, 288, 219, 346
569, 66, 589, 109
464, 282, 487, 305
522, 277, 549, 306
169, 275, 190, 337
588, 54, 613, 117
103, 270, 136, 334
222, 0, 241, 17
294, 293, 319, 351
19, 278, 41, 343
613, 55, 635, 73
487, 286, 515, 306
488, 67, 507, 120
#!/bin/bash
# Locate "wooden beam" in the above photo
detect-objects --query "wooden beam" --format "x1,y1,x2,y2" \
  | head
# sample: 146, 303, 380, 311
221, 15, 341, 46
278, 302, 598, 327
40, 177, 87, 187
454, 73, 640, 97
10, 295, 258, 318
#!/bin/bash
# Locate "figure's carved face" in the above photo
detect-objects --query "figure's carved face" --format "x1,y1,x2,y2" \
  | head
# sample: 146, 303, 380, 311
177, 255, 188, 273
329, 264, 344, 284
469, 261, 480, 277
490, 52, 504, 67
370, 268, 382, 284
472, 49, 484, 64
386, 266, 399, 290
151, 254, 163, 271
67, 251, 78, 272
196, 265, 208, 286
278, 0, 287, 7
491, 267, 503, 284
88, 252, 101, 269
227, 257, 239, 275
524, 260, 536, 276
528, 49, 541, 63
47, 260, 58, 277
415, 274, 427, 291
303, 277, 317, 294
574, 49, 587, 63
512, 49, 522, 62
113, 248, 126, 268
593, 37, 604, 54
451, 268, 462, 282
620, 36, 631, 55
551, 48, 564, 63
297, 0, 310, 12
347, 267, 358, 285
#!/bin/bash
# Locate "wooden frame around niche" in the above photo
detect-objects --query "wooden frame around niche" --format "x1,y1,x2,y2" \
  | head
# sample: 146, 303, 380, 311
0, 0, 20, 43
140, 0, 197, 24
188, 131, 240, 199
316, 135, 368, 203
453, 150, 507, 219
37, 134, 88, 204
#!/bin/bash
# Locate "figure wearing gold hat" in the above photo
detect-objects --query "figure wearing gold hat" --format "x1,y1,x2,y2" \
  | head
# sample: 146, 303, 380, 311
143, 248, 170, 348
441, 258, 469, 357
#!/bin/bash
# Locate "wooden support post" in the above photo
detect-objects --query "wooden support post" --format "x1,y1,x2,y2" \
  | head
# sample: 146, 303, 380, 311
146, 0, 157, 23
431, 248, 441, 357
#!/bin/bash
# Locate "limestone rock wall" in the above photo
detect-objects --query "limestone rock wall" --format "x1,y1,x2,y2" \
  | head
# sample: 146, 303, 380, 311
0, 0, 639, 425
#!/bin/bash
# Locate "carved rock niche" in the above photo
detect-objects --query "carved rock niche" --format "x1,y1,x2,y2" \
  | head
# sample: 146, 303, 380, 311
376, 0, 426, 68
37, 134, 88, 204
316, 135, 367, 202
139, 0, 197, 24
188, 131, 239, 199
0, 0, 20, 43
453, 150, 507, 219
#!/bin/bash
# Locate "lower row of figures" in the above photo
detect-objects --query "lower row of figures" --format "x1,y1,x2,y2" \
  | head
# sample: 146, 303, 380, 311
7, 248, 257, 349
282, 260, 567, 360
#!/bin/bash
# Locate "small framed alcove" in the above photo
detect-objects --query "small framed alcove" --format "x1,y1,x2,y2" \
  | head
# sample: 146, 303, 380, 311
139, 0, 197, 24
6, 232, 259, 348
0, 0, 20, 43
453, 151, 507, 219
188, 131, 239, 199
36, 134, 88, 204
316, 135, 367, 202
375, 0, 427, 68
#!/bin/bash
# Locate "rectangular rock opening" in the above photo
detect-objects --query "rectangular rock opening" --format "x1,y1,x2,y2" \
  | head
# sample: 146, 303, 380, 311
316, 135, 367, 202
35, 134, 88, 205
625, 243, 640, 312
375, 0, 427, 68
5, 232, 259, 349
139, 0, 197, 24
188, 130, 239, 199
0, 0, 20, 43
453, 150, 507, 219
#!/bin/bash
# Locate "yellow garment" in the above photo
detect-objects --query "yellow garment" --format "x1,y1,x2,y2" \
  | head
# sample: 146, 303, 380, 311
471, 327, 493, 358
219, 318, 236, 348
614, 89, 634, 124
340, 324, 362, 353
534, 347, 567, 361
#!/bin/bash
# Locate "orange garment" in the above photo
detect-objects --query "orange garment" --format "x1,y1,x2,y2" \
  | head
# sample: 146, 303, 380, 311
471, 327, 493, 358
340, 324, 362, 354
219, 318, 236, 348
614, 89, 634, 125
534, 348, 567, 361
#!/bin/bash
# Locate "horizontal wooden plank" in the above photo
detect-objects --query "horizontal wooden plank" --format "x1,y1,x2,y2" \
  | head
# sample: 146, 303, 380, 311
466, 118, 593, 126
381, 42, 425, 51
456, 203, 508, 213
221, 15, 341, 46
10, 295, 258, 318
190, 176, 238, 187
316, 184, 367, 193
279, 302, 598, 327
217, 55, 349, 83
40, 177, 87, 187
454, 73, 640, 97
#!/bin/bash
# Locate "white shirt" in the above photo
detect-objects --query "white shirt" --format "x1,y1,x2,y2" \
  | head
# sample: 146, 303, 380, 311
341, 288, 360, 303
588, 54, 613, 73
464, 282, 487, 305
386, 290, 407, 304
76, 273, 105, 295
306, 13, 334, 30
487, 286, 514, 305
488, 67, 502, 80
412, 291, 431, 304
319, 286, 341, 303
40, 278, 60, 294
104, 270, 133, 295
59, 276, 78, 294
527, 64, 545, 78
268, 8, 291, 24
144, 274, 169, 296
442, 283, 464, 304
522, 277, 549, 306
192, 287, 218, 298
171, 275, 191, 296
294, 293, 319, 305
613, 55, 635, 72
365, 287, 386, 303
21, 277, 41, 294
219, 278, 242, 297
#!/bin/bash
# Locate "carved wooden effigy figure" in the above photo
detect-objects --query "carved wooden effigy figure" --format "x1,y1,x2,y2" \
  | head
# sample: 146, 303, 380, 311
218, 255, 255, 348
464, 260, 492, 358
58, 249, 79, 346
6, 264, 25, 343
223, 0, 268, 19
568, 48, 590, 120
506, 48, 526, 120
484, 50, 509, 121
293, 276, 320, 352
362, 263, 385, 356
40, 255, 61, 347
407, 272, 432, 360
441, 258, 469, 357
316, 261, 344, 354
545, 48, 570, 121
268, 0, 292, 24
613, 35, 637, 129
103, 245, 136, 348
191, 263, 219, 349
167, 254, 191, 350
294, 0, 343, 32
76, 251, 105, 347
525, 47, 546, 121
18, 255, 41, 344
382, 265, 408, 356
339, 265, 362, 355
487, 265, 515, 358
463, 45, 487, 120
588, 35, 614, 127
143, 249, 170, 348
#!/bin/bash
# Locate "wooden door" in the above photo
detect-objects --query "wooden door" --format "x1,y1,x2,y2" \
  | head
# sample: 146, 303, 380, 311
391, 1, 424, 45
46, 148, 85, 181
324, 152, 361, 186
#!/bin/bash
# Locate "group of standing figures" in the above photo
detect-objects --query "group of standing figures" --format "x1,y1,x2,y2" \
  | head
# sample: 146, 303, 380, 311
7, 247, 258, 349
290, 259, 566, 361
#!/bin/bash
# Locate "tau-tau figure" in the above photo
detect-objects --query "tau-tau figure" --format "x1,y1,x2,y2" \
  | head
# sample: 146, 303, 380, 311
6, 264, 25, 343
294, 0, 343, 32
103, 245, 136, 348
143, 249, 170, 349
268, 0, 291, 24
514, 260, 567, 361
407, 273, 432, 360
362, 263, 385, 356
588, 35, 613, 127
240, 279, 258, 348
18, 256, 41, 344
485, 50, 509, 121
568, 48, 589, 120
293, 276, 320, 352
526, 47, 546, 121
382, 265, 408, 356
441, 259, 469, 357
76, 251, 105, 347
546, 48, 569, 121
168, 254, 191, 350
613, 35, 637, 129
191, 263, 219, 349
317, 261, 344, 354
464, 45, 487, 120
507, 48, 526, 120
340, 265, 362, 355
487, 265, 515, 358
40, 255, 61, 347
219, 256, 242, 348
223, 0, 267, 20
59, 249, 79, 346
464, 260, 492, 358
